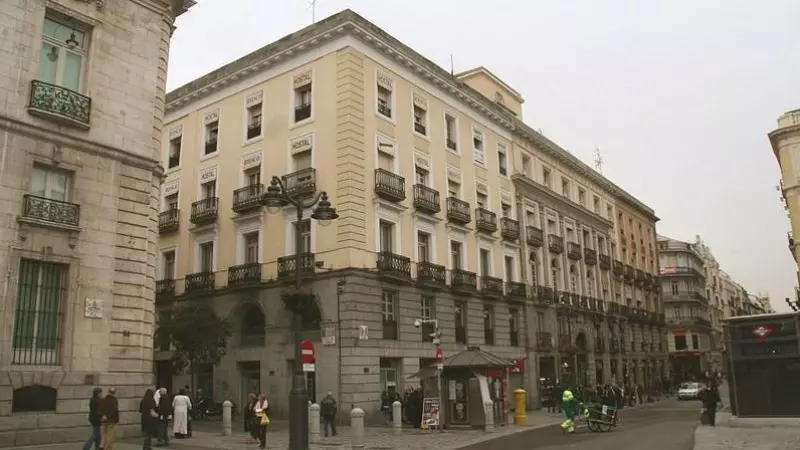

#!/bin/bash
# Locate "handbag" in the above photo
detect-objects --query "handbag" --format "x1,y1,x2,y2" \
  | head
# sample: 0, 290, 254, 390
260, 413, 270, 426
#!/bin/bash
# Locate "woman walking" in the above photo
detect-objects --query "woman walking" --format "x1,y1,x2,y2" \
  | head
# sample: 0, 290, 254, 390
140, 389, 158, 450
245, 393, 258, 441
172, 389, 192, 439
254, 394, 269, 449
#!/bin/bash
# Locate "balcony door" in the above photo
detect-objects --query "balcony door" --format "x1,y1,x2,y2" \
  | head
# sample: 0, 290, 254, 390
31, 166, 69, 202
202, 181, 216, 199
379, 220, 395, 253
293, 219, 311, 254
244, 232, 259, 264
199, 242, 214, 273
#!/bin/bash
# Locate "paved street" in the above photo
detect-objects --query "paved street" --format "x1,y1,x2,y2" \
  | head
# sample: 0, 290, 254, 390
694, 425, 800, 450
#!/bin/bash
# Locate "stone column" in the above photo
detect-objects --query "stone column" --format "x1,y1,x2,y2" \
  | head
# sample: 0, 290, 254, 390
392, 401, 402, 434
309, 403, 320, 442
222, 400, 232, 436
350, 408, 365, 450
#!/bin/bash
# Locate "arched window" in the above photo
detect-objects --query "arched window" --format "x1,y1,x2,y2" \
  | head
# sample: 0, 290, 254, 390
240, 305, 265, 347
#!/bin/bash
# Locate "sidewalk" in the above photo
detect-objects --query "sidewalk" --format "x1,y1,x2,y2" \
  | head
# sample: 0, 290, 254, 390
694, 424, 800, 450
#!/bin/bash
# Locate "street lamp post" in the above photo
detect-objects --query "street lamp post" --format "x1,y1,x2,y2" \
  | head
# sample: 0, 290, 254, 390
415, 318, 443, 432
261, 177, 338, 450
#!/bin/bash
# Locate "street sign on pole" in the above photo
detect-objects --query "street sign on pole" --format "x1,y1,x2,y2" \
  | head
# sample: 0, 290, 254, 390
435, 347, 443, 361
300, 340, 315, 364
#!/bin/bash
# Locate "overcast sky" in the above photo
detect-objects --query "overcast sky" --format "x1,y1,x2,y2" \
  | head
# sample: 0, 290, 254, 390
167, 0, 800, 312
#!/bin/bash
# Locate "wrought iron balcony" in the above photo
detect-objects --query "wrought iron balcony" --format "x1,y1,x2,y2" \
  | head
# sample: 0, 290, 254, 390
475, 208, 498, 234
374, 169, 406, 202
159, 209, 180, 234
190, 197, 219, 225
247, 122, 261, 139
526, 226, 544, 247
506, 281, 527, 300
282, 168, 317, 199
481, 276, 504, 298
500, 218, 520, 241
446, 197, 471, 225
294, 103, 311, 122
232, 184, 264, 213
277, 252, 316, 280
451, 269, 477, 292
228, 263, 262, 287
595, 337, 606, 353
413, 184, 440, 214
28, 80, 91, 128
584, 248, 598, 265
548, 235, 564, 254
155, 279, 175, 302
446, 138, 457, 151
567, 242, 582, 260
21, 195, 80, 227
599, 253, 611, 270
417, 261, 446, 287
204, 139, 217, 155
414, 122, 426, 135
185, 271, 215, 294
536, 332, 553, 352
377, 251, 411, 281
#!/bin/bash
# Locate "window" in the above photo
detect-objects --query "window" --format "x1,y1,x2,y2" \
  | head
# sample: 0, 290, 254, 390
379, 359, 398, 395
415, 165, 429, 186
168, 137, 182, 169
201, 181, 216, 199
377, 150, 394, 171
162, 250, 176, 279
245, 166, 261, 187
530, 254, 538, 286
537, 312, 545, 331
420, 295, 435, 342
547, 218, 557, 235
570, 267, 578, 293
247, 103, 262, 139
483, 306, 494, 345
293, 219, 311, 253
164, 193, 178, 210
476, 191, 488, 209
543, 167, 551, 188
497, 144, 508, 176
479, 248, 491, 277
382, 290, 398, 340
522, 155, 531, 178
561, 178, 570, 198
691, 334, 699, 350
204, 120, 219, 155
13, 259, 67, 366
593, 196, 600, 214
509, 309, 519, 347
450, 241, 463, 270
413, 103, 427, 136
243, 232, 259, 264
671, 282, 678, 296
447, 179, 461, 198
504, 255, 515, 282
578, 188, 586, 206
582, 229, 591, 248
31, 166, 70, 202
445, 114, 457, 151
501, 202, 512, 218
38, 16, 87, 92
586, 271, 593, 297
472, 129, 485, 164
417, 231, 431, 263
379, 220, 395, 253
199, 241, 214, 273
607, 205, 613, 220
455, 302, 467, 344
377, 76, 393, 118
674, 335, 687, 350
294, 82, 312, 123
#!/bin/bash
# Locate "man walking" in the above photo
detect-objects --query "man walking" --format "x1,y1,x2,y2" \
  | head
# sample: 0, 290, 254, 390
320, 391, 338, 437
82, 387, 103, 450
155, 387, 173, 445
99, 387, 119, 450
699, 381, 721, 426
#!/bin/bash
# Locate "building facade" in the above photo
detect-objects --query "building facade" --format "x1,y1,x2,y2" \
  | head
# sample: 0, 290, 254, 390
0, 0, 193, 446
155, 10, 666, 419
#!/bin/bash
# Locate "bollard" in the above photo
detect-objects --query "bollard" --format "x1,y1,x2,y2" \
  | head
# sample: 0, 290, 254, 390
514, 389, 528, 425
222, 400, 232, 436
350, 407, 365, 450
392, 400, 402, 434
483, 400, 495, 433
309, 403, 321, 442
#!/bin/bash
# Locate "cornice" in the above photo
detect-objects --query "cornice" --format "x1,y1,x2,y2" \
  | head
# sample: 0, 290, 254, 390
164, 9, 657, 219
769, 123, 800, 153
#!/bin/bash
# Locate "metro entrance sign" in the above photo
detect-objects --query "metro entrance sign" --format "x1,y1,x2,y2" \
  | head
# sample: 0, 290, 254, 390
301, 340, 315, 372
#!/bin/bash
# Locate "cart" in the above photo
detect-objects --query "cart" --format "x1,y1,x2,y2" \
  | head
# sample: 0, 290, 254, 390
580, 402, 620, 432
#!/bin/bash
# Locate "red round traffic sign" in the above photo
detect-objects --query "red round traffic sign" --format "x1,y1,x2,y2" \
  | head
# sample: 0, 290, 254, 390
435, 347, 443, 361
300, 340, 315, 364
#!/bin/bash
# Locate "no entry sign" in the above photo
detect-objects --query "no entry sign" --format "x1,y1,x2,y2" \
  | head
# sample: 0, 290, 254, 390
300, 340, 315, 364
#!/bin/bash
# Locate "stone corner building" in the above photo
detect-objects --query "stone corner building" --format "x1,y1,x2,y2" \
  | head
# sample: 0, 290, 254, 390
0, 0, 193, 446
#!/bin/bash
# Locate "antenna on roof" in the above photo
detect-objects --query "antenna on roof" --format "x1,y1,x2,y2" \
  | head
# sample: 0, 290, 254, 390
594, 146, 604, 174
450, 54, 454, 76
308, 0, 318, 24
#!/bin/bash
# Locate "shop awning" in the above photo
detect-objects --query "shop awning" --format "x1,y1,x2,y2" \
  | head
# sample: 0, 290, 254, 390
409, 347, 516, 378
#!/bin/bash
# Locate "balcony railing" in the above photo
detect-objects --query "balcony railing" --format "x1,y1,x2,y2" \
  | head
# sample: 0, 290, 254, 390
21, 195, 80, 227
526, 226, 544, 247
277, 252, 316, 280
228, 263, 262, 287
451, 269, 477, 292
613, 260, 624, 276
247, 122, 261, 139
584, 248, 598, 265
506, 281, 527, 300
446, 138, 457, 151
155, 279, 175, 301
190, 197, 219, 225
567, 242, 582, 260
413, 184, 440, 214
28, 80, 91, 128
294, 103, 312, 122
481, 276, 504, 298
204, 139, 217, 155
536, 332, 553, 352
599, 253, 611, 270
232, 184, 264, 213
414, 122, 426, 135
417, 261, 446, 287
283, 168, 317, 199
548, 235, 564, 254
374, 169, 406, 202
446, 197, 471, 225
475, 208, 498, 234
185, 272, 214, 294
500, 218, 520, 241
159, 209, 180, 233
377, 251, 411, 280
383, 319, 398, 340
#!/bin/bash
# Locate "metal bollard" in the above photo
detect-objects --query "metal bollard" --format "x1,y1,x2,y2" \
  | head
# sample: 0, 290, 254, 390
483, 400, 495, 433
350, 407, 365, 450
222, 400, 232, 436
309, 403, 321, 442
392, 400, 402, 434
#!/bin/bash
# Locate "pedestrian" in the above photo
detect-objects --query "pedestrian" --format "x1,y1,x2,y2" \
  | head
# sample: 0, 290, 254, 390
320, 391, 338, 437
244, 393, 256, 435
559, 387, 577, 434
254, 394, 269, 449
698, 382, 721, 426
140, 389, 159, 450
247, 393, 260, 443
155, 387, 173, 446
82, 387, 103, 450
172, 388, 192, 439
99, 387, 119, 450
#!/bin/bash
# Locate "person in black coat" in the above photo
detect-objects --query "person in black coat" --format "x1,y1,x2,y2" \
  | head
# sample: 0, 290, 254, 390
698, 382, 721, 426
140, 389, 158, 450
155, 388, 174, 445
81, 387, 102, 450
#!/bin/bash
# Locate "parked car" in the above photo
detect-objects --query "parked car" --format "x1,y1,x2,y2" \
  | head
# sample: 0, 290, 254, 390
678, 382, 700, 400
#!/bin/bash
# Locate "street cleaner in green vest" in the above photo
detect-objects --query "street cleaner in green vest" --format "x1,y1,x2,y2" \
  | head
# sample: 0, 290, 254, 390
560, 387, 577, 434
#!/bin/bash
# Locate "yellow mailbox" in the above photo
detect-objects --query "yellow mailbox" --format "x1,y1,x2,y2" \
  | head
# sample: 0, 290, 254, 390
514, 388, 527, 425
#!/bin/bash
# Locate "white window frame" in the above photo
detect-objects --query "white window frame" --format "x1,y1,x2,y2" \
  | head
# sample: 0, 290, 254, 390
290, 69, 315, 128
237, 216, 263, 264
414, 221, 437, 264
201, 118, 220, 161
159, 246, 178, 280
375, 133, 398, 172
196, 166, 219, 201
165, 132, 183, 172
284, 208, 317, 255
243, 92, 264, 144
472, 126, 485, 166
443, 111, 460, 154
375, 207, 401, 254
39, 15, 88, 92
447, 236, 467, 271
30, 165, 71, 202
375, 70, 396, 124
194, 230, 218, 274
287, 132, 316, 173
411, 92, 430, 140
474, 181, 490, 210
479, 244, 494, 277
239, 150, 264, 188
497, 142, 509, 178
161, 189, 180, 213
412, 151, 433, 187
503, 250, 517, 282
445, 165, 463, 199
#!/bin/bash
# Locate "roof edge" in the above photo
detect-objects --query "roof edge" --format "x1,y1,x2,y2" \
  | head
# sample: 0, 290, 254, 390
455, 66, 525, 103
